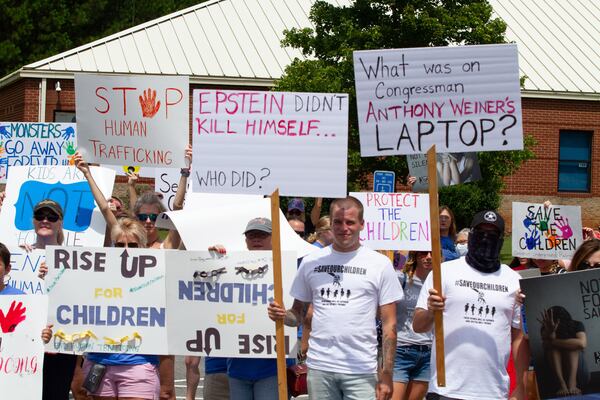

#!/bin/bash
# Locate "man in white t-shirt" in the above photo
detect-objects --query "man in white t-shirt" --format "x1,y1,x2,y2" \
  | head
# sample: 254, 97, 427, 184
268, 196, 403, 400
413, 210, 526, 400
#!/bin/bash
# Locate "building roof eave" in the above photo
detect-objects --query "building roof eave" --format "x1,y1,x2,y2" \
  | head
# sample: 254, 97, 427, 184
521, 90, 600, 102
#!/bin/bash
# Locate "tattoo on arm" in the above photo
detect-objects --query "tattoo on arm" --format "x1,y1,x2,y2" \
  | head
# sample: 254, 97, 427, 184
382, 327, 397, 374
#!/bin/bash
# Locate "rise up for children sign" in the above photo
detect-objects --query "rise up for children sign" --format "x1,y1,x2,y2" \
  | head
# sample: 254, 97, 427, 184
191, 89, 349, 197
353, 44, 523, 156
75, 74, 189, 168
0, 122, 77, 183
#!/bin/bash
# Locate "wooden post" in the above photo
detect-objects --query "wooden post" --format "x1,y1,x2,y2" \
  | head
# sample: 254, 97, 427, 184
270, 189, 289, 400
427, 145, 446, 387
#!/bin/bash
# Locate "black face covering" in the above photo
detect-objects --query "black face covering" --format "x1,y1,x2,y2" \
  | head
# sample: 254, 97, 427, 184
466, 228, 503, 273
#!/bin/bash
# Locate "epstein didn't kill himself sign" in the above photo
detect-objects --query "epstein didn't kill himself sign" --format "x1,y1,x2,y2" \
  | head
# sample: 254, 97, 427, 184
351, 192, 431, 251
44, 246, 168, 355
353, 44, 523, 156
192, 90, 348, 197
75, 74, 189, 168
0, 122, 77, 183
512, 202, 583, 260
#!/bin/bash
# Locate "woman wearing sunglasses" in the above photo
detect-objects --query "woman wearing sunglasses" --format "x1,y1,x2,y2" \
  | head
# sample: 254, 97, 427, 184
82, 217, 166, 400
73, 149, 189, 251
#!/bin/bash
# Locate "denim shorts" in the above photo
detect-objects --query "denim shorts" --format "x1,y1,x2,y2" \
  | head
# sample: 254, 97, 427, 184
393, 344, 431, 383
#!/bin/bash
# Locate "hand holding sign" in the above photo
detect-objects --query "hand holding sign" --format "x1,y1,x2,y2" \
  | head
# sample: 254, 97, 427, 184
139, 88, 161, 118
0, 300, 27, 333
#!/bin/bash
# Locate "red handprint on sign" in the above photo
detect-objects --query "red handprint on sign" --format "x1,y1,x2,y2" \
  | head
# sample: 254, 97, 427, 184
139, 88, 161, 118
0, 300, 27, 333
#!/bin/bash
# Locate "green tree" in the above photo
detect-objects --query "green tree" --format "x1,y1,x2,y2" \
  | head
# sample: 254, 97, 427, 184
275, 0, 535, 227
0, 0, 203, 77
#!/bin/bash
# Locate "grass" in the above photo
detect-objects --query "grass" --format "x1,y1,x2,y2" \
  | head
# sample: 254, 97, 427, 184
500, 234, 513, 265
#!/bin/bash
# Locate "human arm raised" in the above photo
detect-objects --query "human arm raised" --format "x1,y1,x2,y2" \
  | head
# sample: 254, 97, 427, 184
73, 152, 118, 230
161, 145, 192, 249
310, 197, 322, 226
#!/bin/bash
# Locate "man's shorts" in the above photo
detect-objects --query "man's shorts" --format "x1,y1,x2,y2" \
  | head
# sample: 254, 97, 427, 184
393, 344, 431, 383
82, 359, 159, 399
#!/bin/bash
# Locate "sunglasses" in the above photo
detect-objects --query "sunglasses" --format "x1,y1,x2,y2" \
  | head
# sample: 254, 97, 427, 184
137, 213, 158, 222
34, 211, 60, 223
114, 242, 139, 248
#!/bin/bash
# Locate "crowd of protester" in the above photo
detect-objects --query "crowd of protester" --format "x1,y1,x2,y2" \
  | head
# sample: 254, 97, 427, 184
2, 160, 600, 400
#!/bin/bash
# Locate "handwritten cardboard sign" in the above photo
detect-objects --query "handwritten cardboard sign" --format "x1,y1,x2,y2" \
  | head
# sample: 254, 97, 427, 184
0, 295, 48, 400
407, 152, 481, 192
44, 246, 168, 355
353, 44, 523, 156
191, 89, 348, 197
521, 269, 600, 399
75, 74, 189, 168
100, 164, 155, 178
351, 192, 431, 250
166, 250, 297, 357
512, 202, 583, 260
6, 248, 46, 295
0, 122, 77, 183
0, 166, 115, 248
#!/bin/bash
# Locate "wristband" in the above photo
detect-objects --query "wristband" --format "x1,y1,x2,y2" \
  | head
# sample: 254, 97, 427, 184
180, 168, 190, 177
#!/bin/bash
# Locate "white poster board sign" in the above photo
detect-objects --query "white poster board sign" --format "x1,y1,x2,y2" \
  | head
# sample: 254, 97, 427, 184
407, 152, 481, 192
0, 295, 48, 400
154, 168, 188, 211
44, 246, 168, 355
75, 74, 189, 168
164, 194, 316, 258
0, 122, 77, 183
166, 250, 297, 357
191, 89, 348, 197
0, 166, 115, 247
512, 202, 583, 260
351, 192, 431, 250
6, 248, 46, 295
353, 44, 523, 156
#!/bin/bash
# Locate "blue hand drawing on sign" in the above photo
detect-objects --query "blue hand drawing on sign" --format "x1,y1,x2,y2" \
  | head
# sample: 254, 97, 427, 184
61, 126, 75, 141
0, 125, 11, 139
14, 181, 96, 231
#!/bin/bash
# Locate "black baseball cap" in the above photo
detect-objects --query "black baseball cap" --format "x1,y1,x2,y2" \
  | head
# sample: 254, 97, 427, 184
470, 210, 504, 233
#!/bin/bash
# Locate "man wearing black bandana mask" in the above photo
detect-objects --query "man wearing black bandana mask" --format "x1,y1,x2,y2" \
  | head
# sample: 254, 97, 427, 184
413, 211, 526, 400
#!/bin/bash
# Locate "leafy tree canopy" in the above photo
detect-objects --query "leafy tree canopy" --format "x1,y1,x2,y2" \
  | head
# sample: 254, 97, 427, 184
0, 0, 203, 77
275, 0, 535, 228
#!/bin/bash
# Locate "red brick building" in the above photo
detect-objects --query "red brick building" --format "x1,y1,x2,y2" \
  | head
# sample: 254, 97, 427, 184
0, 0, 598, 230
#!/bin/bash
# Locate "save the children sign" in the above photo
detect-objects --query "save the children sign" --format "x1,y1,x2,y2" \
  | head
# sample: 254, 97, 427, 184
353, 44, 523, 156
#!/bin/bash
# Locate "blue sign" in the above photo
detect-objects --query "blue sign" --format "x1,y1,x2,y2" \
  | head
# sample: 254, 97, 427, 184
373, 170, 395, 193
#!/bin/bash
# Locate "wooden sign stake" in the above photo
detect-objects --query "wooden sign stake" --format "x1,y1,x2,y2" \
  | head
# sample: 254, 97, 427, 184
270, 189, 289, 400
427, 145, 446, 387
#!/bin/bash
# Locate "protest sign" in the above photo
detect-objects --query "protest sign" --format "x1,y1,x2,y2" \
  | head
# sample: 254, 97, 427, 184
45, 246, 168, 355
351, 192, 431, 251
0, 295, 48, 399
6, 248, 45, 295
155, 168, 189, 211
166, 250, 297, 357
512, 202, 583, 260
408, 152, 481, 192
353, 44, 523, 156
75, 74, 189, 168
0, 122, 77, 183
164, 193, 315, 257
0, 166, 114, 248
191, 89, 348, 197
521, 269, 600, 399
